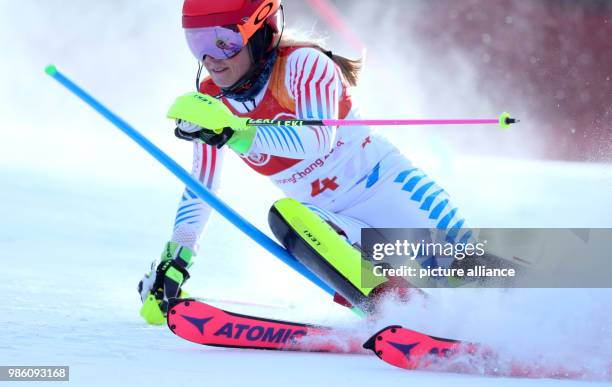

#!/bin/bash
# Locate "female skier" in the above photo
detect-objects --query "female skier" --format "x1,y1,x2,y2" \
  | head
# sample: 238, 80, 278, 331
138, 0, 473, 323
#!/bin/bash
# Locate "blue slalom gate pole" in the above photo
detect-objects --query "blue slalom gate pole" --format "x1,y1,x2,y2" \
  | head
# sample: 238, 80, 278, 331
45, 65, 336, 298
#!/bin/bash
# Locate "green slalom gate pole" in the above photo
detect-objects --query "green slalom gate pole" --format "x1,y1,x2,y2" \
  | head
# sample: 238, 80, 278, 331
44, 65, 343, 302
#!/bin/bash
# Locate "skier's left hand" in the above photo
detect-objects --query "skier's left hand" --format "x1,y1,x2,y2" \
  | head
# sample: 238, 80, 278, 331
138, 241, 195, 325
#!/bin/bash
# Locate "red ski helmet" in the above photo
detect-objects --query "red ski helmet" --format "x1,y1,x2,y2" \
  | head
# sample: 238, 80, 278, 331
182, 0, 282, 60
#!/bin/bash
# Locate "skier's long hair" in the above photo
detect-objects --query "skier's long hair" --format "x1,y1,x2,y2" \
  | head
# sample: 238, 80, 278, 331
278, 32, 363, 87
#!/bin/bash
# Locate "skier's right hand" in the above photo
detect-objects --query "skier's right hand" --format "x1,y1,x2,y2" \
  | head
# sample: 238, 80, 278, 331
174, 118, 236, 148
168, 92, 256, 154
138, 241, 195, 325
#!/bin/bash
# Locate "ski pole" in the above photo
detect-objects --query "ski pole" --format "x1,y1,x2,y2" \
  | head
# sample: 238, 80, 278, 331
244, 114, 518, 129
44, 64, 337, 298
168, 92, 518, 134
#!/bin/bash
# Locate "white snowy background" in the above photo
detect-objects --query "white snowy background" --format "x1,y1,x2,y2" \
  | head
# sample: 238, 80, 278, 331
1, 1, 611, 386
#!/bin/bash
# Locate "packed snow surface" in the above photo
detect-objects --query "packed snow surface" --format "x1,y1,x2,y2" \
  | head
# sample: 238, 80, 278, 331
2, 157, 611, 386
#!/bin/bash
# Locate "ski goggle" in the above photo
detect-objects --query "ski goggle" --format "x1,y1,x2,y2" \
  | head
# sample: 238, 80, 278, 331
185, 26, 246, 60
184, 0, 281, 60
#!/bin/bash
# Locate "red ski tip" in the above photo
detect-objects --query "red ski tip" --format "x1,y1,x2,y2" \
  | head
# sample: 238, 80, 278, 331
362, 325, 402, 358
363, 325, 474, 370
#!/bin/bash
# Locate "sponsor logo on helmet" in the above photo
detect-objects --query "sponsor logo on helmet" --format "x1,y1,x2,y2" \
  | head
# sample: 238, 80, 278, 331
254, 1, 274, 25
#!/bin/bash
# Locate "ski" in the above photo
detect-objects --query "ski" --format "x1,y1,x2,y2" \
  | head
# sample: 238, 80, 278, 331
364, 325, 609, 380
363, 325, 481, 371
168, 300, 610, 380
167, 299, 366, 353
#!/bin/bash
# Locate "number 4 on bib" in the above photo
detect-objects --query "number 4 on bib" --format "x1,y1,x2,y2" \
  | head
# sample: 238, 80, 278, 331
311, 177, 339, 197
